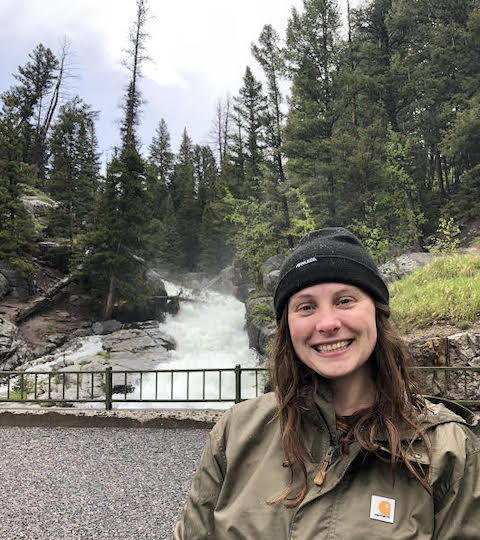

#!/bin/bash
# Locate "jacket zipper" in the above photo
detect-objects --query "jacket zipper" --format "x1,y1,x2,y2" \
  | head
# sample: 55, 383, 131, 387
314, 444, 335, 486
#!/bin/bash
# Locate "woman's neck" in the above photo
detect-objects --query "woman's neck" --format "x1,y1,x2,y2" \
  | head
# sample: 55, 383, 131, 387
332, 369, 375, 416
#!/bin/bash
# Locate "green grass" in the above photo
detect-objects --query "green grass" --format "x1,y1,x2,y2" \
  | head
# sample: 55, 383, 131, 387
390, 254, 480, 333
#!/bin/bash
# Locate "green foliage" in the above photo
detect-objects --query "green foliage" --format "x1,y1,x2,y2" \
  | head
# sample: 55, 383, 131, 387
390, 255, 480, 332
250, 302, 275, 326
426, 217, 460, 254
0, 100, 37, 269
46, 97, 100, 248
77, 147, 153, 317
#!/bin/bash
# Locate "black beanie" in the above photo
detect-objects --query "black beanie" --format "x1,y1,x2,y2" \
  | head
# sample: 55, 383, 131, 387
273, 227, 389, 321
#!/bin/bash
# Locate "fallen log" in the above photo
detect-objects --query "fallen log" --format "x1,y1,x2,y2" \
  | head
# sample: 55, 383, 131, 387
15, 276, 72, 323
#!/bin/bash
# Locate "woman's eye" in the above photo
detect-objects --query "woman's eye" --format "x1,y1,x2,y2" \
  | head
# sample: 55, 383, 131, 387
337, 297, 354, 306
299, 304, 314, 312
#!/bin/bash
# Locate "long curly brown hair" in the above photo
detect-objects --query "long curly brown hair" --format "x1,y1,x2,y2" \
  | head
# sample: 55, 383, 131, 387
269, 301, 432, 507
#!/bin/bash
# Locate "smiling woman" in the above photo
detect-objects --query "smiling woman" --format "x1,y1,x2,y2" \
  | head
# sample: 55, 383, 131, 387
174, 228, 480, 539
288, 282, 377, 414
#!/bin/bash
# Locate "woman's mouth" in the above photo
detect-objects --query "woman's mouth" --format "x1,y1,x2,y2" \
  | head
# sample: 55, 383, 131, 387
312, 340, 353, 353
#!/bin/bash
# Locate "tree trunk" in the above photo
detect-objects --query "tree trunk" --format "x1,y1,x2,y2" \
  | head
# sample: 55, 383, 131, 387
103, 273, 115, 320
15, 277, 72, 323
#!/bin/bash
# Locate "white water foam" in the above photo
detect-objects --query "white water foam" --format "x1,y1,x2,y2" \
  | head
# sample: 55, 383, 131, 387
115, 282, 261, 409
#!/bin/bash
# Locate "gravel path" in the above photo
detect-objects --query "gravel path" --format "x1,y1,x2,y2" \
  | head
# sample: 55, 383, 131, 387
0, 426, 208, 540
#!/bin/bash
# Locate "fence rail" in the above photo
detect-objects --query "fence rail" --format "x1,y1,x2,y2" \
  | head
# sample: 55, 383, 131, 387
0, 365, 479, 410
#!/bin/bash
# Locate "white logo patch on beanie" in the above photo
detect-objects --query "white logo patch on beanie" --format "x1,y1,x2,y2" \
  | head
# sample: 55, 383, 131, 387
296, 257, 318, 268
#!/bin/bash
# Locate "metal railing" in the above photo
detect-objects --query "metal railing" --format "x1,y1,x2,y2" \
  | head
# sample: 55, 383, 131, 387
0, 365, 479, 410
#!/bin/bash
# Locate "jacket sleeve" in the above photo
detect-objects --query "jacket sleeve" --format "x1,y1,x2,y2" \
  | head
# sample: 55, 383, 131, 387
173, 413, 229, 540
433, 426, 480, 539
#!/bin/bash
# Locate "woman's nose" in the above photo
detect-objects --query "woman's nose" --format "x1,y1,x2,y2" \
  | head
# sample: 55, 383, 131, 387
314, 307, 341, 333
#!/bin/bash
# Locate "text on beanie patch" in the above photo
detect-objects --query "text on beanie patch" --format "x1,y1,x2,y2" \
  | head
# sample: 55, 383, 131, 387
296, 257, 318, 268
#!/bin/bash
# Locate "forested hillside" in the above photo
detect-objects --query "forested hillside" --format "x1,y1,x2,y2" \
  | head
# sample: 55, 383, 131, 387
1, 0, 479, 319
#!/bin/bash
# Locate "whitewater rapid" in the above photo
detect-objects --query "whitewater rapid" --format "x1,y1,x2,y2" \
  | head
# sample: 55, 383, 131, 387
115, 281, 260, 409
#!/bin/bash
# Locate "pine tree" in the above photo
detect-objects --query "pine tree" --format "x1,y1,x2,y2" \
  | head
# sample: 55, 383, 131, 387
0, 97, 37, 271
231, 66, 267, 197
79, 0, 153, 319
170, 129, 200, 268
47, 97, 100, 249
3, 42, 68, 182
252, 24, 286, 183
283, 0, 342, 226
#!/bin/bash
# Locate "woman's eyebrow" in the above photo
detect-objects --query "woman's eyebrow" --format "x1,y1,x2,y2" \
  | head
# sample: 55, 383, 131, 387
291, 294, 313, 301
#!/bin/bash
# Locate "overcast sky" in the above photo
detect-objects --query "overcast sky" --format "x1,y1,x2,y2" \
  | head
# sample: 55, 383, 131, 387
1, 0, 363, 161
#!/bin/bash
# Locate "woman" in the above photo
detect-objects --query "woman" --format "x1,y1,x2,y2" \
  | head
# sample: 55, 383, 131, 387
174, 227, 480, 539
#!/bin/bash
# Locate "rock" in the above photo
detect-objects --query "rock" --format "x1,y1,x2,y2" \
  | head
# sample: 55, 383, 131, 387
447, 332, 480, 366
262, 254, 286, 296
245, 297, 276, 356
0, 260, 33, 300
206, 266, 235, 295
21, 196, 57, 218
101, 323, 176, 354
232, 258, 255, 302
0, 317, 18, 362
379, 252, 438, 284
0, 272, 11, 300
46, 333, 69, 346
0, 318, 33, 369
69, 294, 91, 306
407, 337, 447, 367
166, 298, 180, 315
92, 320, 123, 335
404, 331, 480, 402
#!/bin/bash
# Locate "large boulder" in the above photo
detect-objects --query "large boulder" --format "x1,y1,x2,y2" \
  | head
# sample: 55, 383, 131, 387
406, 331, 480, 403
0, 317, 32, 370
262, 254, 286, 296
92, 320, 123, 335
21, 196, 57, 218
245, 297, 276, 356
101, 321, 176, 356
206, 266, 236, 295
0, 318, 18, 362
0, 260, 33, 300
379, 252, 439, 284
0, 272, 11, 299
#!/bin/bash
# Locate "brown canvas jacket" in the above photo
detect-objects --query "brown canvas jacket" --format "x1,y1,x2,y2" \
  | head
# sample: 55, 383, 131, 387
174, 387, 480, 539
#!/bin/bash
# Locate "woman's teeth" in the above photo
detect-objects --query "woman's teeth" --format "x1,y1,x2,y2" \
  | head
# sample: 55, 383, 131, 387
313, 340, 352, 353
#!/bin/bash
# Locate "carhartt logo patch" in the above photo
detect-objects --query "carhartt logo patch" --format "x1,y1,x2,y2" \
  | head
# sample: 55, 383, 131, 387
370, 495, 395, 524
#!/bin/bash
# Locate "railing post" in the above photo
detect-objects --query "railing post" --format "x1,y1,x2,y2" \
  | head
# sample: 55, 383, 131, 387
235, 364, 241, 404
105, 367, 113, 410
20, 372, 25, 400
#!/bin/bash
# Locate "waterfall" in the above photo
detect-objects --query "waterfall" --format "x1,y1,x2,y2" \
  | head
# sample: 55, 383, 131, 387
116, 282, 260, 409
1, 279, 262, 409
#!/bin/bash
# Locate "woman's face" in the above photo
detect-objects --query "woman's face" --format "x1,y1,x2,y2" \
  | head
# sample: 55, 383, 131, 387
287, 282, 377, 384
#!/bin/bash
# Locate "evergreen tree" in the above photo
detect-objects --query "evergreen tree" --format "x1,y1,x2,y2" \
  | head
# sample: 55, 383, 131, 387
0, 97, 37, 270
251, 24, 286, 183
193, 144, 218, 211
283, 0, 342, 226
231, 66, 267, 197
146, 118, 173, 223
47, 97, 100, 249
79, 0, 152, 319
170, 129, 200, 268
3, 43, 67, 182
